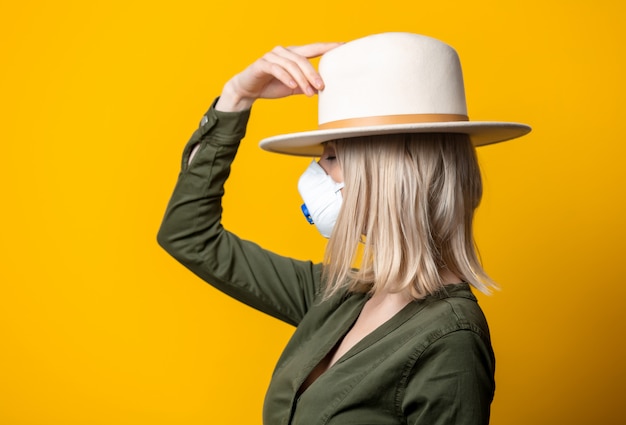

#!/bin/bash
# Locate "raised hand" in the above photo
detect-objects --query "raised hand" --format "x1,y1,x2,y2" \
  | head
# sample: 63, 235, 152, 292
216, 42, 342, 112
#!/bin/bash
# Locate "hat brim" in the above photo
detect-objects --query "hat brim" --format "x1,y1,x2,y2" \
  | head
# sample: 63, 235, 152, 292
259, 121, 531, 157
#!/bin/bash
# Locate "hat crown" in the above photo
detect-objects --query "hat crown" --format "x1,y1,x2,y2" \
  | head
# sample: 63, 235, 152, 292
259, 32, 531, 156
318, 33, 468, 126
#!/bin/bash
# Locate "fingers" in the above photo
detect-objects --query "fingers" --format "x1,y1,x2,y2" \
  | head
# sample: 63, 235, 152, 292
261, 42, 342, 96
260, 46, 319, 96
219, 41, 343, 109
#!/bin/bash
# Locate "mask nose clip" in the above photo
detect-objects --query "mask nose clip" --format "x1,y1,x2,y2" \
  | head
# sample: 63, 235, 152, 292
301, 204, 314, 224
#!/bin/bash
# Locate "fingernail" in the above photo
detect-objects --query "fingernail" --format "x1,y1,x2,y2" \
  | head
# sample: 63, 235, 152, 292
306, 86, 315, 96
314, 79, 324, 89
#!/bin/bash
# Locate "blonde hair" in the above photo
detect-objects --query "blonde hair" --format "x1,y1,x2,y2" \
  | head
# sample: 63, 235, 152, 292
322, 133, 497, 300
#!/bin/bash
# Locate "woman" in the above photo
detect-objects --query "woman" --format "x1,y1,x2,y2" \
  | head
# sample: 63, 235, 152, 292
158, 33, 530, 425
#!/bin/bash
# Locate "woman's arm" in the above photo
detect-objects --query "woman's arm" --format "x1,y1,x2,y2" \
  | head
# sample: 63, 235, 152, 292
157, 43, 340, 326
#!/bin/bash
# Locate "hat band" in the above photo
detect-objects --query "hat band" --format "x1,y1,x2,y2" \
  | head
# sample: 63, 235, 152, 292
318, 113, 469, 130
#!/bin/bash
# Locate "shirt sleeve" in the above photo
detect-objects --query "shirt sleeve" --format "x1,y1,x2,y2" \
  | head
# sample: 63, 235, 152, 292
157, 99, 322, 327
398, 329, 496, 425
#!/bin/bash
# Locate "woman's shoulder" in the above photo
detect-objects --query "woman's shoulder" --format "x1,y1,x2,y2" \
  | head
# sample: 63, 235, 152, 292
407, 283, 492, 343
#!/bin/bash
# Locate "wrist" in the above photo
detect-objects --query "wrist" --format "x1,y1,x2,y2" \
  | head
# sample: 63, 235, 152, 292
215, 80, 254, 112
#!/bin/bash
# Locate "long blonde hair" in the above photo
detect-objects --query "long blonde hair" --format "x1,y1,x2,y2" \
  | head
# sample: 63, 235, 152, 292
322, 133, 497, 300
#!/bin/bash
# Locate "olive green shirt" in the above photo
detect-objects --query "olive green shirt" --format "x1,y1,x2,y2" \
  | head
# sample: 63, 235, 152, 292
157, 101, 496, 425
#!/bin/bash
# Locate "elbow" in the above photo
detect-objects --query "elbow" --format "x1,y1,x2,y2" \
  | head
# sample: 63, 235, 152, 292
156, 224, 176, 259
156, 226, 171, 254
156, 220, 211, 268
156, 223, 191, 265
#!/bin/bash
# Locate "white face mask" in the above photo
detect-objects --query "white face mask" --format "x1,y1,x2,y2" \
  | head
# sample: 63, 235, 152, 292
297, 160, 344, 238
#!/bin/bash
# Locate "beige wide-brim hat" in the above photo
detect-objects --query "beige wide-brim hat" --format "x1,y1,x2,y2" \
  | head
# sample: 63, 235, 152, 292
260, 32, 531, 157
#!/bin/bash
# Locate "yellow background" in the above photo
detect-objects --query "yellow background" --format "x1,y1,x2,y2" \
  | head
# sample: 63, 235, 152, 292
1, 0, 624, 424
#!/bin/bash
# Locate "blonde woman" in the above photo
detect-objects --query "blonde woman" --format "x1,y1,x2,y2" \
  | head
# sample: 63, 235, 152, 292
158, 33, 530, 425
